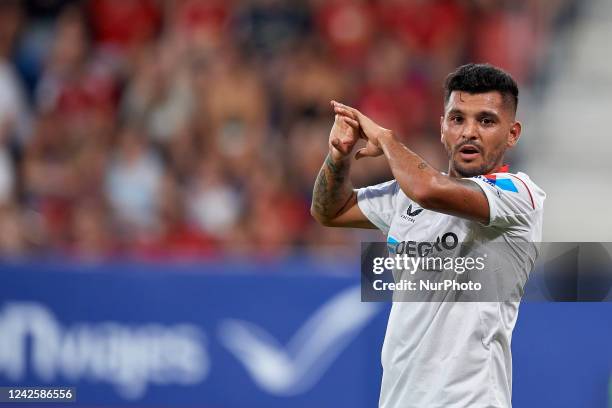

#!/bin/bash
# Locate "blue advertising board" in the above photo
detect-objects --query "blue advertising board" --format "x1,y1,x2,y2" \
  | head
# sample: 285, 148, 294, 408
0, 259, 611, 407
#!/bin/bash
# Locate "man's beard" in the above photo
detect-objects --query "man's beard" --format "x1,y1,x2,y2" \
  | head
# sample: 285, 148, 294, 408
452, 161, 490, 178
448, 146, 505, 178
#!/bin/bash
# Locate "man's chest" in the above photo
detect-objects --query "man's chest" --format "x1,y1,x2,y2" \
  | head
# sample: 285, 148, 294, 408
386, 200, 472, 255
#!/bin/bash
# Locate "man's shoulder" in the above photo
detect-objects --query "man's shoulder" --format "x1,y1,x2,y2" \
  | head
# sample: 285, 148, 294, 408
470, 170, 546, 211
357, 179, 399, 197
505, 171, 546, 208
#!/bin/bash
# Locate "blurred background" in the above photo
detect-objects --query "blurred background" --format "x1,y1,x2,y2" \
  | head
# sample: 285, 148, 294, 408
0, 0, 611, 407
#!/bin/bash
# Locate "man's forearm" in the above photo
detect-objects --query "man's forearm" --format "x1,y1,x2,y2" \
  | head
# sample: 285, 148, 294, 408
311, 153, 355, 223
378, 132, 444, 206
377, 132, 490, 222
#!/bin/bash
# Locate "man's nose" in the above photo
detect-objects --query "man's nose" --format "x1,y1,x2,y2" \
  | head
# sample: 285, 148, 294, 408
461, 120, 479, 140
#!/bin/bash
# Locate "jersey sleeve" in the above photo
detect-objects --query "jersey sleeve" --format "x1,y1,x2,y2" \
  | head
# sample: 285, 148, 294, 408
466, 173, 538, 228
356, 180, 398, 235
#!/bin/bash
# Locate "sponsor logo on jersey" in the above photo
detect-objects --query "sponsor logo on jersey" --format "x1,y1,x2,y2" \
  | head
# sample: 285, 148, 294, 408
400, 204, 423, 223
387, 232, 458, 256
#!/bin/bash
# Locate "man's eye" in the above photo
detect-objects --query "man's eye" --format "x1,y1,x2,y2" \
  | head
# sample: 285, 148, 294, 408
451, 116, 463, 123
481, 118, 494, 125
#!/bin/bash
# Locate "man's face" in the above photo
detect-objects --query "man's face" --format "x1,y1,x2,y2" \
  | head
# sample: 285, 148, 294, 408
441, 91, 521, 177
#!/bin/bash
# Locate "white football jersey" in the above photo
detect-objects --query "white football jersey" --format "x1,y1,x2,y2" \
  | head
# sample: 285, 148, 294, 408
357, 169, 546, 408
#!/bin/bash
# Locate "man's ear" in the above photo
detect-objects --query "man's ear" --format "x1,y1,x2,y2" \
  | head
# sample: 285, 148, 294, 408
508, 121, 522, 148
440, 116, 445, 143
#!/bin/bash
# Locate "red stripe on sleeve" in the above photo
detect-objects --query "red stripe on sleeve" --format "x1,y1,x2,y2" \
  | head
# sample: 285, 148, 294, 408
508, 174, 535, 209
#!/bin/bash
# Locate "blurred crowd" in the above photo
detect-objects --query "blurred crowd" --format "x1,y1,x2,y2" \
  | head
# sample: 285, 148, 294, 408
0, 0, 575, 260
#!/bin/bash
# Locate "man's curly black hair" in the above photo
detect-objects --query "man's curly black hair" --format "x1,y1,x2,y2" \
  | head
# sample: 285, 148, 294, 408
444, 63, 519, 113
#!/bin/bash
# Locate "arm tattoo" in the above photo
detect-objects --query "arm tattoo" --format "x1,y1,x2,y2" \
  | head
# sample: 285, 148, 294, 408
417, 161, 428, 170
312, 153, 353, 220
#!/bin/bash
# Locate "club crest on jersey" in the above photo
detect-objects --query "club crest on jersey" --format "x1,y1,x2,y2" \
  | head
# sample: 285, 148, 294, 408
400, 204, 423, 223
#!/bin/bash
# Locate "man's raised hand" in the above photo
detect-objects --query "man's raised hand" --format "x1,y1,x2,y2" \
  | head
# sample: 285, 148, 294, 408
329, 103, 361, 162
331, 100, 392, 160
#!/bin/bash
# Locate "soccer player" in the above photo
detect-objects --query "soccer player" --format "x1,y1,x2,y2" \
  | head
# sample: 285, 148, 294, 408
311, 63, 545, 408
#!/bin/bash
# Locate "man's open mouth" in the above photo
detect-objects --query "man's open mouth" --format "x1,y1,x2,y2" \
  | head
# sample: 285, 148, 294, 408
458, 144, 481, 160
